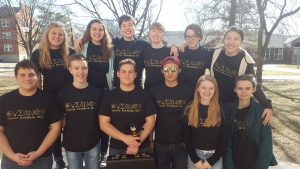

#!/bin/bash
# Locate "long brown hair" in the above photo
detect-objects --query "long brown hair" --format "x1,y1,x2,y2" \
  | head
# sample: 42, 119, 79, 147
184, 75, 221, 128
81, 19, 113, 60
39, 22, 69, 69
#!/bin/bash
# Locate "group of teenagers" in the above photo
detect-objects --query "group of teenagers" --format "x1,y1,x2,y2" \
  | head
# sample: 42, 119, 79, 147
0, 13, 278, 169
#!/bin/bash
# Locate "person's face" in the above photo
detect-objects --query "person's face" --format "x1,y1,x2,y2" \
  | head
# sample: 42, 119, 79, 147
90, 22, 104, 45
69, 59, 88, 84
16, 68, 38, 92
234, 80, 256, 101
223, 31, 242, 56
48, 27, 65, 49
117, 63, 137, 86
197, 80, 215, 103
120, 20, 135, 40
149, 27, 164, 44
185, 29, 201, 49
162, 63, 180, 84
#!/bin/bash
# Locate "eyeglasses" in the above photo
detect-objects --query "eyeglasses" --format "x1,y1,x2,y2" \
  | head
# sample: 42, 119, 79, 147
185, 35, 199, 40
163, 67, 177, 73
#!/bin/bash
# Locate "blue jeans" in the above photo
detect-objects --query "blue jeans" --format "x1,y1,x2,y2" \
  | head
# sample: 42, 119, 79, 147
154, 142, 187, 169
65, 142, 100, 169
109, 146, 151, 156
187, 149, 222, 169
1, 155, 52, 169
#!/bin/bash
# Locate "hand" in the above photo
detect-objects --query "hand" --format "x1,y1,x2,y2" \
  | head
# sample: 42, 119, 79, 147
262, 108, 272, 126
11, 153, 32, 166
74, 38, 83, 52
170, 45, 179, 56
202, 160, 212, 169
194, 160, 205, 169
126, 145, 139, 155
178, 43, 187, 53
122, 135, 141, 147
26, 151, 41, 162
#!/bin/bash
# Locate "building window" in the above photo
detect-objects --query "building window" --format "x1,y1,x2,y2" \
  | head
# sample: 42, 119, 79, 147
264, 48, 271, 60
274, 48, 283, 60
2, 32, 12, 39
4, 44, 13, 52
1, 19, 10, 27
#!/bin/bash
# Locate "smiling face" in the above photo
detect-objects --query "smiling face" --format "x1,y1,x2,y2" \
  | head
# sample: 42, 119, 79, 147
149, 27, 164, 45
117, 63, 137, 86
120, 19, 135, 41
197, 80, 215, 104
234, 80, 256, 101
223, 30, 242, 56
162, 63, 180, 84
69, 59, 88, 85
48, 27, 65, 49
16, 68, 38, 94
185, 29, 201, 49
90, 22, 104, 45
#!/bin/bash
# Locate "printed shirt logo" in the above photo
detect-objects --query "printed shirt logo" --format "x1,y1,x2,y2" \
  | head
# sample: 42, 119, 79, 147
115, 49, 142, 58
197, 118, 206, 127
156, 99, 186, 108
234, 120, 246, 130
65, 101, 96, 112
6, 109, 46, 120
111, 103, 142, 113
214, 63, 238, 78
50, 58, 65, 67
87, 54, 107, 63
181, 60, 206, 69
144, 58, 161, 68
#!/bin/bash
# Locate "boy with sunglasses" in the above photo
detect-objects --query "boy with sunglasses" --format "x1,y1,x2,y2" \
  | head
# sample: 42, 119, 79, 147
149, 56, 194, 169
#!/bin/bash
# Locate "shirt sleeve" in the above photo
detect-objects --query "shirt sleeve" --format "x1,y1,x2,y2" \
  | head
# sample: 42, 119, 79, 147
48, 95, 64, 124
98, 91, 111, 117
143, 91, 157, 117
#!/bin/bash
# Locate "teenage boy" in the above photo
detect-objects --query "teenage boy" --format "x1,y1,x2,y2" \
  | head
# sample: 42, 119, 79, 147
0, 60, 62, 169
150, 56, 193, 169
99, 59, 156, 155
57, 54, 104, 169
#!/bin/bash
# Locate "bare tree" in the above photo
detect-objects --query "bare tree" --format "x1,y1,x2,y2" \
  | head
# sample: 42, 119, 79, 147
1, 0, 56, 57
255, 0, 300, 82
73, 0, 164, 39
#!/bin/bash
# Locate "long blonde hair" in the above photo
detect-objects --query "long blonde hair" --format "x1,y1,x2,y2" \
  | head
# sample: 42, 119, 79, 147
81, 19, 113, 61
184, 75, 221, 128
39, 22, 69, 69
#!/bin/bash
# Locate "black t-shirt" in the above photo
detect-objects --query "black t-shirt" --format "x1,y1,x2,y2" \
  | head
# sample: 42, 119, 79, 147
113, 37, 150, 87
31, 48, 75, 95
99, 87, 157, 149
179, 47, 213, 87
0, 89, 62, 157
182, 104, 229, 165
57, 84, 104, 152
150, 83, 193, 144
143, 46, 171, 90
86, 42, 109, 89
213, 50, 254, 103
232, 106, 258, 169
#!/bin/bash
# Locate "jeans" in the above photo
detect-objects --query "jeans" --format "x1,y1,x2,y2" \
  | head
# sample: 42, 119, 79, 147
187, 149, 222, 169
1, 155, 52, 169
109, 146, 151, 156
154, 142, 188, 169
65, 142, 100, 169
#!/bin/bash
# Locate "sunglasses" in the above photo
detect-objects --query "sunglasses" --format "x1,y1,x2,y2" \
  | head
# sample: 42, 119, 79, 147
163, 67, 177, 73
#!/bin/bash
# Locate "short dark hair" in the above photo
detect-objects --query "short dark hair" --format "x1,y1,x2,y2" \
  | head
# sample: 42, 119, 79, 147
224, 26, 244, 41
118, 14, 136, 28
235, 74, 257, 88
117, 59, 136, 71
68, 54, 87, 68
184, 23, 203, 39
14, 59, 40, 77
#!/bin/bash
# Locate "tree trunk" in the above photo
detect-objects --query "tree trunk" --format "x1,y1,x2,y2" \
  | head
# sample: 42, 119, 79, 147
229, 0, 237, 27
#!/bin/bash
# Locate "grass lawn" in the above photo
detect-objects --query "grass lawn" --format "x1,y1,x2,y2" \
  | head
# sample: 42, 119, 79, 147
0, 72, 299, 164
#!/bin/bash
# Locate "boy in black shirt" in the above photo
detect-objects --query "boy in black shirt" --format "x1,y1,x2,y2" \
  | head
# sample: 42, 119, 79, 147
0, 60, 62, 169
150, 56, 193, 169
99, 59, 156, 155
57, 54, 104, 169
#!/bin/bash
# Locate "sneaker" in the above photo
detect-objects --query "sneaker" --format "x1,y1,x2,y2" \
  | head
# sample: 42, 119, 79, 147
100, 153, 107, 168
54, 159, 66, 169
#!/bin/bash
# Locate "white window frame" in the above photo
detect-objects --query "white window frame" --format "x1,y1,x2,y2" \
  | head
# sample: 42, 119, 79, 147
2, 32, 12, 39
4, 44, 13, 52
274, 48, 283, 60
264, 48, 271, 60
1, 19, 10, 27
